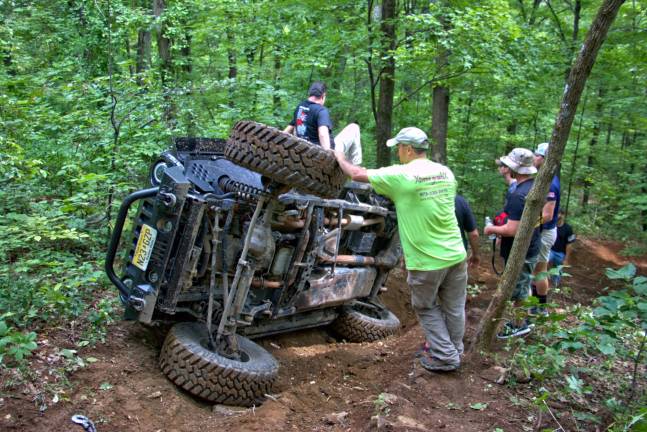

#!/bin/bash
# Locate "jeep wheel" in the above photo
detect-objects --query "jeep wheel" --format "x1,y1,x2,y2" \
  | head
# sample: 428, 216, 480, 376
332, 301, 400, 342
159, 322, 278, 406
225, 120, 346, 198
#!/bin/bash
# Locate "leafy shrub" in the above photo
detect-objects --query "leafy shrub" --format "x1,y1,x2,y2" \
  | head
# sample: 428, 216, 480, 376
0, 319, 38, 364
506, 264, 646, 431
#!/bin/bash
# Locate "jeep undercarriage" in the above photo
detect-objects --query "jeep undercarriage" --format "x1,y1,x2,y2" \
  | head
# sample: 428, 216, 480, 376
106, 122, 402, 405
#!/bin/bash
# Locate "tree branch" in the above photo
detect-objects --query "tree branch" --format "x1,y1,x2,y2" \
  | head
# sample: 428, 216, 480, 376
393, 69, 467, 109
546, 0, 568, 43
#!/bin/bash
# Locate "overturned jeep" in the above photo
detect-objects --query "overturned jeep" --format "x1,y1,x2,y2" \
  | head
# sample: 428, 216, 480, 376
106, 121, 402, 406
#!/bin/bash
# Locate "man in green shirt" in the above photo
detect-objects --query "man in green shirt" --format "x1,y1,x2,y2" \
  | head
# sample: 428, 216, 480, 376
335, 127, 467, 372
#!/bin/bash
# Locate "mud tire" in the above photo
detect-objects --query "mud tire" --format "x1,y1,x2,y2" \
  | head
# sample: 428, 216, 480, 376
225, 120, 346, 198
159, 322, 278, 406
332, 301, 400, 342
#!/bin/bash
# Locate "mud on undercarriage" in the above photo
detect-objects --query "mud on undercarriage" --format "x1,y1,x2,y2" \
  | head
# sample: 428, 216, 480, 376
105, 121, 402, 406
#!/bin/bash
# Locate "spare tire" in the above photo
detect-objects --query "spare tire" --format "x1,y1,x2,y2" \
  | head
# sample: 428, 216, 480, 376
159, 322, 278, 406
332, 301, 400, 342
225, 120, 346, 198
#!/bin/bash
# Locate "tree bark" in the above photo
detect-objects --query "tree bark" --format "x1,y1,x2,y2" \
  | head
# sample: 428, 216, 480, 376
375, 0, 397, 168
430, 0, 449, 165
469, 0, 626, 354
226, 21, 237, 108
135, 0, 151, 81
431, 85, 449, 164
153, 0, 172, 85
136, 28, 151, 76
581, 87, 604, 210
564, 92, 588, 217
273, 46, 282, 116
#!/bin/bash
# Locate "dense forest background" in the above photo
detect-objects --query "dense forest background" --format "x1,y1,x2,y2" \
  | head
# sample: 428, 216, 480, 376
0, 0, 643, 383
1, 0, 646, 428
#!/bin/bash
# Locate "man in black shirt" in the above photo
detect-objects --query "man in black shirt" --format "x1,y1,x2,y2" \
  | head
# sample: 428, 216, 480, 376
549, 210, 576, 287
284, 81, 363, 164
484, 148, 540, 339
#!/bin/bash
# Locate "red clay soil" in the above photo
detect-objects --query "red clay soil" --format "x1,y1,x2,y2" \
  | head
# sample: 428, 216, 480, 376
0, 238, 645, 432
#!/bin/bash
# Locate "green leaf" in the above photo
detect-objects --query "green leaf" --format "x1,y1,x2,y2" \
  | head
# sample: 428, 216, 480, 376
59, 348, 76, 359
99, 382, 113, 391
470, 402, 488, 410
566, 375, 583, 394
605, 264, 636, 280
596, 335, 616, 355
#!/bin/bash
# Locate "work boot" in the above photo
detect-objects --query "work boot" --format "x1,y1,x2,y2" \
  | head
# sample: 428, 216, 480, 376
419, 355, 459, 372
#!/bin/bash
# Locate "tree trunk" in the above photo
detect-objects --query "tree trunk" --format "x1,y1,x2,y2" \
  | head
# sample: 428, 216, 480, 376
181, 31, 192, 73
469, 0, 626, 354
226, 25, 237, 108
430, 0, 449, 164
375, 0, 397, 168
564, 92, 588, 217
431, 85, 449, 164
136, 28, 151, 77
273, 46, 281, 116
581, 87, 604, 210
153, 0, 172, 85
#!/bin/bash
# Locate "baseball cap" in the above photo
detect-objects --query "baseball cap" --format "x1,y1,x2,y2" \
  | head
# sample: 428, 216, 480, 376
386, 127, 429, 149
535, 142, 549, 157
496, 148, 537, 175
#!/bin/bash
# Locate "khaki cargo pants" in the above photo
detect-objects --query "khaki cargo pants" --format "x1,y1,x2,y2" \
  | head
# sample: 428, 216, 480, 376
407, 260, 468, 366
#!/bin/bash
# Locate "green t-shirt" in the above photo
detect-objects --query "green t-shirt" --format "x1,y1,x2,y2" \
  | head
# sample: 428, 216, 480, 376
367, 158, 466, 271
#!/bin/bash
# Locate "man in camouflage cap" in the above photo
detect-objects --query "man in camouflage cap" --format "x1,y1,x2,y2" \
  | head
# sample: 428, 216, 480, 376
485, 148, 541, 338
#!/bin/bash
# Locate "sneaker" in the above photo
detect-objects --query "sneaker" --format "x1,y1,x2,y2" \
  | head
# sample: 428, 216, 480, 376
528, 306, 549, 317
496, 321, 532, 339
419, 355, 459, 372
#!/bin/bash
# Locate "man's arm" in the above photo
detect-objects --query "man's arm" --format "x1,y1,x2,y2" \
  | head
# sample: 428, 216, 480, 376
467, 229, 480, 269
541, 200, 556, 224
484, 219, 519, 238
283, 125, 295, 134
318, 125, 332, 150
334, 152, 369, 183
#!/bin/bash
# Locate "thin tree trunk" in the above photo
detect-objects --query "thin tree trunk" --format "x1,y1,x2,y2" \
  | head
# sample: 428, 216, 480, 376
581, 87, 604, 210
431, 85, 449, 164
136, 27, 151, 79
375, 0, 396, 168
181, 31, 192, 73
273, 46, 281, 116
564, 91, 588, 217
573, 0, 582, 45
226, 25, 237, 108
528, 0, 543, 25
430, 0, 449, 165
469, 0, 626, 354
153, 0, 171, 85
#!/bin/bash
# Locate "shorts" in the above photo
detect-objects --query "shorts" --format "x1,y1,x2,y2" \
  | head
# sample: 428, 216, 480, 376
537, 227, 557, 263
511, 255, 538, 302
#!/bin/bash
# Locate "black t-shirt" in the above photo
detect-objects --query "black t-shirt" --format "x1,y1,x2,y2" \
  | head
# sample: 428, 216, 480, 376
289, 100, 333, 146
455, 195, 477, 250
500, 178, 541, 262
552, 223, 575, 253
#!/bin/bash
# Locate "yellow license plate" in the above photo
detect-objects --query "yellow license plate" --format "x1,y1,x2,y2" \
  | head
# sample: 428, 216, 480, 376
132, 224, 157, 271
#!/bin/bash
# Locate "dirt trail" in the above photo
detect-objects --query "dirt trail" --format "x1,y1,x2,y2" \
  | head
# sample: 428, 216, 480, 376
1, 238, 645, 431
